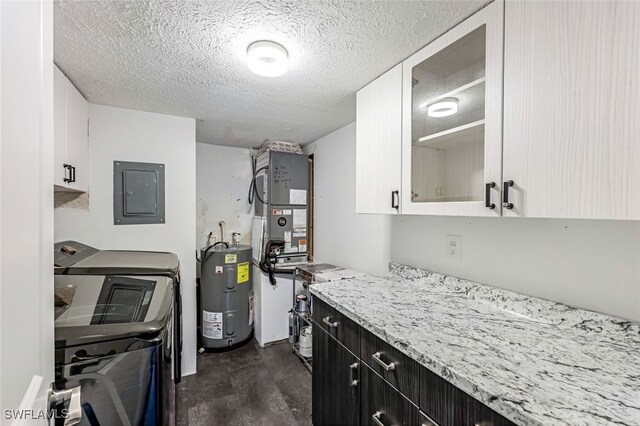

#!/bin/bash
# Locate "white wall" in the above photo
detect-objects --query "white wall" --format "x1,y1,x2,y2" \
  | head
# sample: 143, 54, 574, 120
54, 105, 198, 375
306, 123, 391, 275
196, 143, 253, 250
311, 121, 640, 321
391, 216, 640, 321
1, 0, 55, 414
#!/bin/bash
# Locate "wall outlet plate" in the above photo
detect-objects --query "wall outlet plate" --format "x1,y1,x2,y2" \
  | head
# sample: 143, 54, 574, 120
445, 234, 462, 261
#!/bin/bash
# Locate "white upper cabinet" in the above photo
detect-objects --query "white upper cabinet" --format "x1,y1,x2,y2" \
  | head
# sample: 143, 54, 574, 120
401, 1, 503, 216
53, 66, 68, 188
356, 64, 403, 214
65, 77, 89, 192
502, 1, 640, 219
53, 64, 89, 192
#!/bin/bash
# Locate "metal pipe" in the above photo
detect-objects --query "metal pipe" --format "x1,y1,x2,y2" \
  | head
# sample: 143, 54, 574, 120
218, 221, 225, 244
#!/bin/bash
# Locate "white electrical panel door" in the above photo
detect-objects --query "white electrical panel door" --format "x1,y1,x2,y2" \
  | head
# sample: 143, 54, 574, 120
356, 64, 402, 214
503, 1, 640, 219
401, 1, 503, 216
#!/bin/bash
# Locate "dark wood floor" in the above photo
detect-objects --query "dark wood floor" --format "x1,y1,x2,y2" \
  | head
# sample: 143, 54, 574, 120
176, 339, 312, 426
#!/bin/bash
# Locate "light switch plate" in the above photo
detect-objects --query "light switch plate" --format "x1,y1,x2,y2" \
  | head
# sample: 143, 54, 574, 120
445, 234, 462, 261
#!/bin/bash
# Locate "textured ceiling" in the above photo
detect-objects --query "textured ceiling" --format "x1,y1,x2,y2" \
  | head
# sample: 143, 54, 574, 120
54, 0, 488, 148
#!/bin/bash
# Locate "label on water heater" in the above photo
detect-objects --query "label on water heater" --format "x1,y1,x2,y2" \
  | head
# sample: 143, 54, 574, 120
225, 254, 237, 264
237, 262, 249, 283
202, 310, 223, 339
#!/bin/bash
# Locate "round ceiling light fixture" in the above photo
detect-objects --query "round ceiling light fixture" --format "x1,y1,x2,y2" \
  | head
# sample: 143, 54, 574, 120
426, 98, 458, 117
247, 40, 289, 77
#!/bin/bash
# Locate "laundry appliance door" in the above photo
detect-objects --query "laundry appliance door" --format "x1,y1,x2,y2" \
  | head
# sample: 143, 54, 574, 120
54, 330, 174, 426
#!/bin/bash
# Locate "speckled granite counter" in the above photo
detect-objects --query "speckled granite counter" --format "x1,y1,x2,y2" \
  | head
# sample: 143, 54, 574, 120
309, 263, 640, 426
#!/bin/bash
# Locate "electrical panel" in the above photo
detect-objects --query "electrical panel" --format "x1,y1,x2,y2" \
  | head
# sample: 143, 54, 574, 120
113, 161, 165, 225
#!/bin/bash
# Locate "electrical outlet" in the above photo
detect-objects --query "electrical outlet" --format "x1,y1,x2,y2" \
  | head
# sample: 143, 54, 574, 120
445, 234, 462, 261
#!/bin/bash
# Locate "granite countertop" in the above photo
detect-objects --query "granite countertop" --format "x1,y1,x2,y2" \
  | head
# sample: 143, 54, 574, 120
309, 263, 640, 426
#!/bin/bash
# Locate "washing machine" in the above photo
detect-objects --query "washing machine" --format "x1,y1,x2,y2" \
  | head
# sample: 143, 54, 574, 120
53, 274, 175, 425
54, 240, 183, 382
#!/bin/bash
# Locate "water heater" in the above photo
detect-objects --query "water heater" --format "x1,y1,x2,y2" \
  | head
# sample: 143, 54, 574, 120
199, 244, 253, 349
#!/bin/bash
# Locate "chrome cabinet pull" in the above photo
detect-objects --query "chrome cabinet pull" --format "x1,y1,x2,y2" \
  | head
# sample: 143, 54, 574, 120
322, 316, 339, 328
372, 352, 396, 371
349, 362, 359, 387
372, 411, 386, 426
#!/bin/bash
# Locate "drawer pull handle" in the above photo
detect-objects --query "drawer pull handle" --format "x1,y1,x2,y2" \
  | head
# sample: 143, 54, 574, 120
372, 352, 396, 371
349, 362, 359, 387
322, 316, 339, 328
372, 411, 387, 426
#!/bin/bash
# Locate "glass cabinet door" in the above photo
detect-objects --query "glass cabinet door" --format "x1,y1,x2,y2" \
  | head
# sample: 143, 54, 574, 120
401, 1, 503, 216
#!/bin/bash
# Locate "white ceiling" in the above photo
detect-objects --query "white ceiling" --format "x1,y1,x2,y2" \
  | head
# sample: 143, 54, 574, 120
54, 0, 488, 148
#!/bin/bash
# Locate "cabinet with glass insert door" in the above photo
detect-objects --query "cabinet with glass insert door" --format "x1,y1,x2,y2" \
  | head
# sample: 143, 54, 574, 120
401, 0, 503, 216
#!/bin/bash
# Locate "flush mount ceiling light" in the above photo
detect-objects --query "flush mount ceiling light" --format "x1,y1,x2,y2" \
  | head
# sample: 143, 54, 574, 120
426, 98, 458, 117
247, 40, 288, 77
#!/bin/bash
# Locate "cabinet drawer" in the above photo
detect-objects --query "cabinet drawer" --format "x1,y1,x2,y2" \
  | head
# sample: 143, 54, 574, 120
361, 363, 421, 426
312, 297, 360, 356
360, 327, 420, 402
420, 366, 515, 426
312, 323, 360, 426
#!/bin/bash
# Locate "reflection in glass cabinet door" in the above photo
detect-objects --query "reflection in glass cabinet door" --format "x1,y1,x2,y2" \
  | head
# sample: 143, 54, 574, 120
402, 1, 503, 216
411, 26, 486, 204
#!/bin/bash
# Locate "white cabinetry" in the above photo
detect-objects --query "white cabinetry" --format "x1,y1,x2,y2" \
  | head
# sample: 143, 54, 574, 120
355, 64, 402, 214
502, 1, 640, 219
53, 66, 67, 187
354, 0, 639, 220
401, 0, 503, 216
53, 64, 88, 192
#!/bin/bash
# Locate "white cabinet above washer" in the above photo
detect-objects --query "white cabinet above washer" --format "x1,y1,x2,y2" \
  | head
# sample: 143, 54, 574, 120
54, 64, 88, 192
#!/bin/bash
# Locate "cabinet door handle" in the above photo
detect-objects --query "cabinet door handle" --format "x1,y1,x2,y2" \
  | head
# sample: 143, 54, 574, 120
322, 316, 339, 328
372, 411, 387, 426
503, 180, 514, 209
349, 362, 359, 387
391, 190, 399, 210
372, 352, 396, 371
70, 165, 76, 183
485, 182, 496, 209
63, 164, 72, 183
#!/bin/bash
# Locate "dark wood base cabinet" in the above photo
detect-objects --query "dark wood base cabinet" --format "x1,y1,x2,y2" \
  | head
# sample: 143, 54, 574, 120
360, 363, 422, 426
311, 297, 517, 426
420, 367, 515, 426
312, 323, 360, 426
